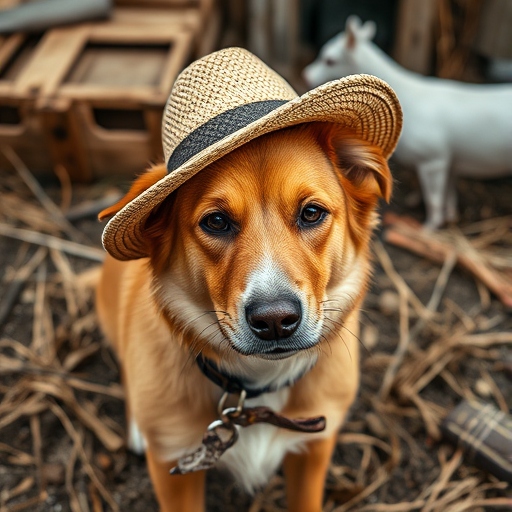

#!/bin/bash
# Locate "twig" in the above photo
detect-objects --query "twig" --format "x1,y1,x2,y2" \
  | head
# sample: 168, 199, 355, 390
383, 214, 512, 307
0, 393, 47, 430
332, 466, 391, 512
379, 251, 457, 400
50, 249, 79, 318
49, 401, 120, 511
373, 240, 409, 401
0, 476, 35, 504
26, 378, 124, 451
2, 491, 47, 512
0, 247, 47, 326
30, 415, 44, 493
356, 501, 425, 512
53, 164, 73, 213
0, 443, 34, 466
65, 191, 123, 222
1, 146, 87, 244
31, 260, 47, 359
0, 223, 105, 262
66, 431, 82, 512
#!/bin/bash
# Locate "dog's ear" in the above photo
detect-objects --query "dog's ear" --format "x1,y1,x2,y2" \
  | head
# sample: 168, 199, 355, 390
98, 164, 167, 220
333, 135, 392, 203
318, 124, 392, 204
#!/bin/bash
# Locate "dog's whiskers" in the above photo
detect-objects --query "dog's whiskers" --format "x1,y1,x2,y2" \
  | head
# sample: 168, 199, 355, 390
179, 317, 226, 377
323, 316, 369, 356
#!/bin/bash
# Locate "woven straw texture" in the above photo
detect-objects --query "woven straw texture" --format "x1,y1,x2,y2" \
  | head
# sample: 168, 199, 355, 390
102, 47, 402, 261
162, 48, 297, 161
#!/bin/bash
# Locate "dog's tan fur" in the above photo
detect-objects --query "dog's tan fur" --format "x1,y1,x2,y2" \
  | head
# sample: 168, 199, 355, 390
97, 122, 391, 512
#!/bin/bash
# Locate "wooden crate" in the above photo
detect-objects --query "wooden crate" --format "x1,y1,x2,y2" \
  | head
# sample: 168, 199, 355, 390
0, 33, 55, 173
110, 0, 219, 57
33, 21, 194, 181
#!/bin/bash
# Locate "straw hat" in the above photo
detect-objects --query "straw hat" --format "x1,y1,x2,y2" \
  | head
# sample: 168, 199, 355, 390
102, 47, 402, 261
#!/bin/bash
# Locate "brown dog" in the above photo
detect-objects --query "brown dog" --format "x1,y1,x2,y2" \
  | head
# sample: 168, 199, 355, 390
96, 120, 392, 511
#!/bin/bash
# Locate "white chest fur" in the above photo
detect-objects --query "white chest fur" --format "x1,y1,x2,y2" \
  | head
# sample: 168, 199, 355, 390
218, 388, 305, 492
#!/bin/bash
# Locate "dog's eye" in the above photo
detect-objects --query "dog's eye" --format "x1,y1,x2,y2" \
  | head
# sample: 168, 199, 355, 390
300, 204, 327, 226
200, 212, 231, 234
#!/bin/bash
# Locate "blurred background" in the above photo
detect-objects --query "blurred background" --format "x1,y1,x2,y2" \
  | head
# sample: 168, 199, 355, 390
1, 2, 511, 512
1, 0, 511, 181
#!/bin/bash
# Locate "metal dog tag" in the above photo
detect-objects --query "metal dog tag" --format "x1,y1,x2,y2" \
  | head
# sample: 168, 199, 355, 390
170, 419, 238, 475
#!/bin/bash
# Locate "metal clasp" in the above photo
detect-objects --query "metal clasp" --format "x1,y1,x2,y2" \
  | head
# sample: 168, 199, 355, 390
217, 389, 247, 424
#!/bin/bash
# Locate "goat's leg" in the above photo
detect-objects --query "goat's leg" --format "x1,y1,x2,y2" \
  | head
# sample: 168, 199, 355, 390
445, 171, 459, 223
417, 158, 450, 229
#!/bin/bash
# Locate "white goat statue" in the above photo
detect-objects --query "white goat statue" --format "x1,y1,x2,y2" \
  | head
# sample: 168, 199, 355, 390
304, 16, 512, 228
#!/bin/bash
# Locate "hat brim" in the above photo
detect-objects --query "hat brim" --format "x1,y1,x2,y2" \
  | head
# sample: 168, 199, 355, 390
102, 74, 402, 260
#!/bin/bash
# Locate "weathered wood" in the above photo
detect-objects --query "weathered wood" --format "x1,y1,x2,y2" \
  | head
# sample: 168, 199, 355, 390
38, 97, 93, 182
0, 34, 54, 172
15, 27, 90, 97
1, 4, 200, 180
109, 6, 201, 31
383, 213, 512, 308
37, 22, 193, 179
393, 0, 437, 74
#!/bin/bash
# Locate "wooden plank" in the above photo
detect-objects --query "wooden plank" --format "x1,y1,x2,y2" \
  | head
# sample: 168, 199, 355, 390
196, 1, 221, 57
475, 0, 512, 59
39, 97, 93, 182
272, 0, 299, 78
0, 33, 24, 73
65, 46, 169, 88
0, 100, 55, 173
44, 29, 192, 104
247, 0, 272, 63
72, 101, 154, 178
15, 26, 90, 96
393, 0, 438, 75
158, 31, 193, 94
55, 85, 166, 105
89, 22, 196, 41
113, 0, 200, 8
144, 107, 164, 161
109, 6, 201, 30
114, 0, 200, 5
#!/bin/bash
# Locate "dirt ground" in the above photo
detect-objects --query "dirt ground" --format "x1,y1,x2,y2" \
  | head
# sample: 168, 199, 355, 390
0, 159, 511, 512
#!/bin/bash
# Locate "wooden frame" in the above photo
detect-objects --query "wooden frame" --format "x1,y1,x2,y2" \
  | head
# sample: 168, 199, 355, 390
0, 2, 216, 180
30, 21, 193, 181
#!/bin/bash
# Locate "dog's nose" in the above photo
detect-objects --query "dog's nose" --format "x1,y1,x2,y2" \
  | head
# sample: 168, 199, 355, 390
245, 299, 301, 341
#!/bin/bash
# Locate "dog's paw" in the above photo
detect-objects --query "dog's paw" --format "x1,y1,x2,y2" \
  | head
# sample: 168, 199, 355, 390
128, 418, 147, 455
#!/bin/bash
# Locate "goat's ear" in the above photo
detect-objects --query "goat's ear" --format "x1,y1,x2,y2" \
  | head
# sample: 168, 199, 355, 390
360, 20, 376, 40
318, 124, 392, 203
98, 164, 167, 221
345, 15, 362, 49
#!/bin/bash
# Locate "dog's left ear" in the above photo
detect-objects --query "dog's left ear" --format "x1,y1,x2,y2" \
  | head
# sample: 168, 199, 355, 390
319, 124, 392, 204
98, 164, 167, 221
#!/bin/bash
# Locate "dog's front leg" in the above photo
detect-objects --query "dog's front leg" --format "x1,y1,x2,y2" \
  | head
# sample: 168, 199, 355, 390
283, 433, 337, 512
146, 449, 205, 512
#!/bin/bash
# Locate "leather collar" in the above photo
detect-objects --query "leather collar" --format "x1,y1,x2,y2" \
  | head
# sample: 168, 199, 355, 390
196, 354, 305, 399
